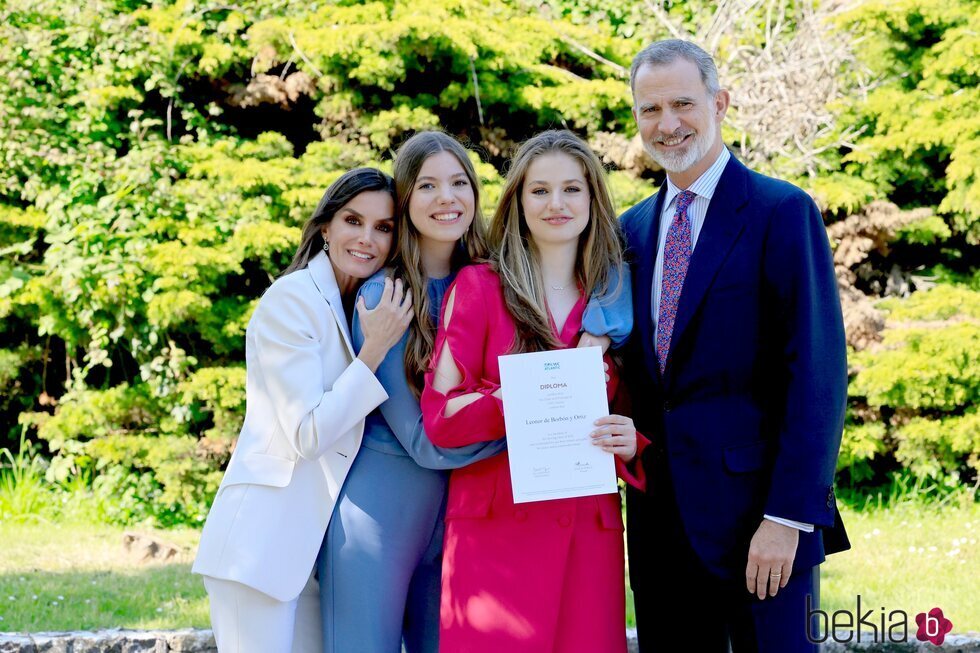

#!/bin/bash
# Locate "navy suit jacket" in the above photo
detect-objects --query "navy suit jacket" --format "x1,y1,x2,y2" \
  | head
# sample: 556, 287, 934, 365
621, 154, 848, 586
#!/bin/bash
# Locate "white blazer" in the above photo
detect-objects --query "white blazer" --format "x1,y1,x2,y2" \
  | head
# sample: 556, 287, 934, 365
193, 252, 388, 602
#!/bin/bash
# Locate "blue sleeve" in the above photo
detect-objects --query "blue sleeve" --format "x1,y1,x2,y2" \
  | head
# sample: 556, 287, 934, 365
581, 262, 634, 348
353, 278, 506, 470
760, 189, 846, 527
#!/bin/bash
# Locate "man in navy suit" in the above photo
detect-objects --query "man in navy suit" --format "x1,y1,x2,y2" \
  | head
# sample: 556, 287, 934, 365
620, 40, 849, 652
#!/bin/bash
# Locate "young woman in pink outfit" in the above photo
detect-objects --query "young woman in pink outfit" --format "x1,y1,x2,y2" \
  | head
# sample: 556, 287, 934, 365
421, 130, 648, 653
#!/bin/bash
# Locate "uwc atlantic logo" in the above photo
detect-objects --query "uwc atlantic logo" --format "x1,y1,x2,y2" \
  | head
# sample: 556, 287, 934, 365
544, 361, 560, 371
807, 596, 953, 645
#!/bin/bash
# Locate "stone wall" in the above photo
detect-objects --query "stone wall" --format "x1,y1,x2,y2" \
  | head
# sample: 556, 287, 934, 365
0, 630, 214, 653
1, 629, 979, 652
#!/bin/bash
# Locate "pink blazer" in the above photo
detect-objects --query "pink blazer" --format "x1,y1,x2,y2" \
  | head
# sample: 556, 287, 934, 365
421, 264, 647, 652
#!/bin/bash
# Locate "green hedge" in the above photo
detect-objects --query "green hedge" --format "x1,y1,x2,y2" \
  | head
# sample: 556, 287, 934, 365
1, 0, 976, 525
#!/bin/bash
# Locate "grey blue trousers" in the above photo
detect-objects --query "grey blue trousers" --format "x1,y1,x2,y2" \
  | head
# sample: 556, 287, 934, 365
317, 445, 448, 653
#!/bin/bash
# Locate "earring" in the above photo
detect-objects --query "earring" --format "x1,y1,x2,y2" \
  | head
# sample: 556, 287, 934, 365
323, 240, 329, 253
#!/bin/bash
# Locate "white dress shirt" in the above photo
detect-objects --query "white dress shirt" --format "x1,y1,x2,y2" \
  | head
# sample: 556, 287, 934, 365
651, 147, 730, 342
651, 148, 813, 534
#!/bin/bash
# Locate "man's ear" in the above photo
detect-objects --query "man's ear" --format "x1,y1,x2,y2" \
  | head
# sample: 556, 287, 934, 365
714, 89, 731, 121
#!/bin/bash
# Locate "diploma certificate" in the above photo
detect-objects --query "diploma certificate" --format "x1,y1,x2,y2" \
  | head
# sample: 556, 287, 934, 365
498, 346, 617, 503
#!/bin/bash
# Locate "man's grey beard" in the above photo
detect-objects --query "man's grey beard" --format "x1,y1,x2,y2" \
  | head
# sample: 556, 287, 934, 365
643, 123, 716, 174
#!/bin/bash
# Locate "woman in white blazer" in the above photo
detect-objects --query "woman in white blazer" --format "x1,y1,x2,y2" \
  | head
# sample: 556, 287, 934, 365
193, 168, 414, 653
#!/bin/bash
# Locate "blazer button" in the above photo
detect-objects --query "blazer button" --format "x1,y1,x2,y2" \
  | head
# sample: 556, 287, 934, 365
663, 399, 673, 412
826, 488, 835, 509
514, 509, 528, 522
558, 515, 571, 527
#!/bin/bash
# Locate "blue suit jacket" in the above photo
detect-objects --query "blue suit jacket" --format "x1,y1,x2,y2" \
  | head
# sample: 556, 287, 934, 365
620, 154, 848, 585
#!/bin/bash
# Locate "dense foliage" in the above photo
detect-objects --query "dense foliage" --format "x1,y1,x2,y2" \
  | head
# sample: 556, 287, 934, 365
1, 0, 976, 525
829, 1, 980, 496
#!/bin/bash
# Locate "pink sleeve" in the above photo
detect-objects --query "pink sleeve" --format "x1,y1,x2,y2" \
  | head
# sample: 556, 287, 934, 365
616, 431, 649, 491
607, 360, 648, 491
421, 267, 506, 447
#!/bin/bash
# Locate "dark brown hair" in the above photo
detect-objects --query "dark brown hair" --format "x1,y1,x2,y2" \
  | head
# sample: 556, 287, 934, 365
282, 168, 396, 276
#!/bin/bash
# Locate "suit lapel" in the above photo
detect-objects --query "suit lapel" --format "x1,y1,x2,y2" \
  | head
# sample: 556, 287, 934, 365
631, 189, 667, 377
308, 252, 356, 359
667, 157, 750, 369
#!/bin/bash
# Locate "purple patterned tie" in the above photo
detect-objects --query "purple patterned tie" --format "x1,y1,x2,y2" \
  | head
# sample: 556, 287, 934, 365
657, 190, 696, 375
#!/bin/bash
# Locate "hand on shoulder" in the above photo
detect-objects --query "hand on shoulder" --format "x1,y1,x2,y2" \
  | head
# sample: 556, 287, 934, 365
355, 269, 394, 310
356, 277, 414, 372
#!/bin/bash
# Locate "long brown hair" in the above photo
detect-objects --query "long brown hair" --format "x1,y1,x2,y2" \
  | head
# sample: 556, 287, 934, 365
282, 168, 396, 276
489, 130, 624, 353
391, 131, 489, 397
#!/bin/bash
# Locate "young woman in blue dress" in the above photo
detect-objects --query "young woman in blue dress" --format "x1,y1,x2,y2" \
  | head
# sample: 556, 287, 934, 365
316, 132, 632, 653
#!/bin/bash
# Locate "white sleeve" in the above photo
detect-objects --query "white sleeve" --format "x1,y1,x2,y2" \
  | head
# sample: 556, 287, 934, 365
763, 514, 815, 533
252, 281, 388, 460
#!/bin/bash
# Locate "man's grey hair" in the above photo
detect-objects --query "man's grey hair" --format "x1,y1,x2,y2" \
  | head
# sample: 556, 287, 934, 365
630, 39, 721, 96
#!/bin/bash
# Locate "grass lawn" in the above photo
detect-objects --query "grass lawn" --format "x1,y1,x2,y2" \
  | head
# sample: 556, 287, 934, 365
820, 501, 980, 635
2, 502, 978, 634
625, 502, 980, 633
0, 520, 208, 631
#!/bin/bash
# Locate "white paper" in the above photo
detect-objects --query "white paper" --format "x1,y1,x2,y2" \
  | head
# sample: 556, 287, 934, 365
498, 346, 617, 503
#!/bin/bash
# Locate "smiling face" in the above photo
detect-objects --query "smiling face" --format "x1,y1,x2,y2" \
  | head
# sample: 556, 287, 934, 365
320, 189, 395, 289
632, 57, 729, 188
520, 152, 591, 248
406, 150, 476, 247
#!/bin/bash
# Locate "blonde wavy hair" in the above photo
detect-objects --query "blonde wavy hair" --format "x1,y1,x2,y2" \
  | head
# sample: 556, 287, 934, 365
489, 130, 624, 353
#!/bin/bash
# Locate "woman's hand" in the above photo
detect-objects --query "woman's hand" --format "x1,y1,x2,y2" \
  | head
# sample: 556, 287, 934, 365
590, 414, 637, 463
356, 277, 413, 372
578, 331, 612, 353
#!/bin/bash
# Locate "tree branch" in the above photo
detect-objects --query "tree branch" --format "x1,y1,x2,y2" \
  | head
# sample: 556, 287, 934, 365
287, 31, 325, 79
